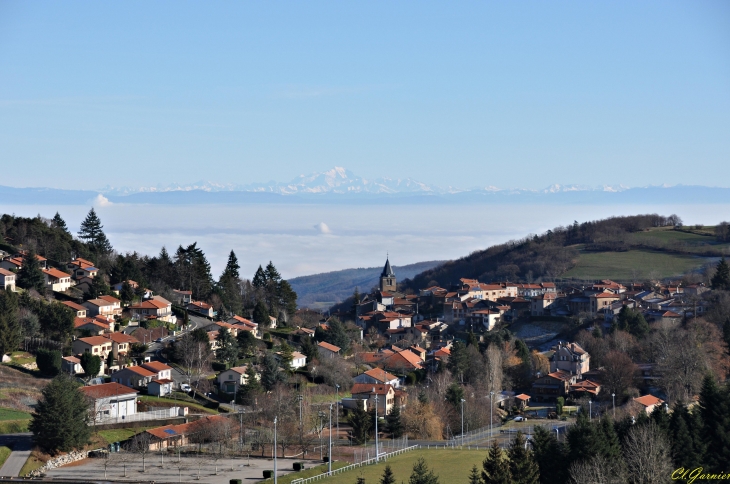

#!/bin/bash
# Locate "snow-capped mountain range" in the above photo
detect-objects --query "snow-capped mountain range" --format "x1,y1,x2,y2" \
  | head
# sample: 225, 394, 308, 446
99, 167, 630, 196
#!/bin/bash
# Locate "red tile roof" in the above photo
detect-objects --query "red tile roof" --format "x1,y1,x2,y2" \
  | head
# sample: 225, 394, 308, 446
43, 267, 71, 279
363, 368, 398, 383
317, 341, 341, 353
78, 336, 112, 346
80, 382, 137, 399
634, 394, 664, 407
63, 301, 87, 312
142, 361, 172, 373
351, 383, 393, 396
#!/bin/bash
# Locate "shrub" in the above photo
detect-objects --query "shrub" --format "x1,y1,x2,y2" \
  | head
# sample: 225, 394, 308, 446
294, 462, 305, 471
263, 470, 273, 478
230, 480, 243, 484
35, 348, 61, 376
212, 361, 229, 372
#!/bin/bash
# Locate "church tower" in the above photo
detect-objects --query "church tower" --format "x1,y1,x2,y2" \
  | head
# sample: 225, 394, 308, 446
379, 256, 396, 292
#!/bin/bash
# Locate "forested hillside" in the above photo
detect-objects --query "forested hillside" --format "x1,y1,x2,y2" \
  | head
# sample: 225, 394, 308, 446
402, 214, 730, 291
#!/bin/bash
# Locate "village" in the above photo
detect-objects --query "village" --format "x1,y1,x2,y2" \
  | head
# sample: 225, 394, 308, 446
2, 217, 728, 483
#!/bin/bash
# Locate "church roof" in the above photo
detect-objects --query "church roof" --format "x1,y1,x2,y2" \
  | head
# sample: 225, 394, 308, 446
381, 258, 395, 278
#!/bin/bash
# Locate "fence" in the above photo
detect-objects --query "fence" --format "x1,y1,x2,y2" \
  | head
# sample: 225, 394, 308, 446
290, 445, 420, 484
94, 407, 184, 425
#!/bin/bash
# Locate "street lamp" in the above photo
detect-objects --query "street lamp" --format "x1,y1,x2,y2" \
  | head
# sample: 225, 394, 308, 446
589, 400, 592, 421
318, 411, 326, 460
335, 384, 340, 441
373, 387, 379, 463
239, 406, 244, 452
273, 416, 278, 484
555, 427, 559, 442
460, 398, 466, 447
297, 395, 303, 427
489, 391, 495, 441
612, 393, 615, 419
328, 403, 333, 474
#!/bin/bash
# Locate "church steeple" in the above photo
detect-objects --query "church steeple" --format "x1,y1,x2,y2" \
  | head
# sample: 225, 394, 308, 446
379, 256, 396, 292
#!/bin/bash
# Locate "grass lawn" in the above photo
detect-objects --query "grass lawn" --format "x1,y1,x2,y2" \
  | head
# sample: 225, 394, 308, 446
0, 408, 31, 421
0, 446, 11, 469
562, 249, 708, 280
0, 420, 31, 434
96, 428, 150, 445
264, 449, 486, 484
263, 462, 349, 484
8, 352, 36, 366
137, 395, 218, 414
19, 453, 46, 476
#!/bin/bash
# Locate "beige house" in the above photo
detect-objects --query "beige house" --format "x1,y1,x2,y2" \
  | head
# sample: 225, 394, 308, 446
62, 301, 87, 317
74, 317, 109, 336
0, 268, 16, 292
98, 295, 122, 315
350, 383, 396, 415
353, 368, 400, 388
128, 297, 175, 323
72, 336, 112, 358
317, 341, 341, 358
104, 332, 138, 359
549, 342, 590, 377
217, 366, 251, 394
111, 365, 157, 388
531, 292, 557, 316
83, 298, 118, 318
187, 300, 214, 318
633, 394, 664, 415
589, 292, 621, 316
43, 268, 73, 292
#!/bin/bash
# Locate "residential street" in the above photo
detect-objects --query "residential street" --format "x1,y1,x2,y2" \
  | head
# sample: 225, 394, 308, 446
0, 433, 32, 477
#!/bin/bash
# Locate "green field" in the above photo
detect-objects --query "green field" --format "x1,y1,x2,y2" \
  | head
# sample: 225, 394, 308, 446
266, 449, 486, 484
96, 427, 150, 445
0, 408, 31, 421
562, 249, 710, 280
137, 395, 218, 414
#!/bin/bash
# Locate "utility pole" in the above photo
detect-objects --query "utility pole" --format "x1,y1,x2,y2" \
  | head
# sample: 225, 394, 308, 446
460, 398, 466, 447
612, 393, 615, 419
298, 394, 303, 427
373, 388, 379, 463
335, 384, 340, 441
489, 391, 494, 442
328, 403, 333, 474
273, 416, 278, 484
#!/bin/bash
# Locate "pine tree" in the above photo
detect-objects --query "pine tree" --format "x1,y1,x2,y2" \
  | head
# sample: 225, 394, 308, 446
0, 290, 21, 357
670, 403, 704, 468
252, 265, 267, 288
468, 465, 482, 484
222, 250, 240, 280
236, 330, 257, 357
508, 432, 539, 484
86, 271, 111, 299
216, 328, 238, 365
300, 335, 319, 362
531, 426, 567, 484
279, 342, 294, 372
264, 261, 281, 285
599, 417, 622, 462
260, 352, 284, 390
711, 257, 730, 290
253, 300, 270, 327
78, 208, 113, 254
349, 408, 372, 444
80, 352, 101, 379
236, 365, 262, 405
699, 375, 730, 471
35, 348, 62, 376
409, 456, 439, 484
29, 374, 91, 454
106, 351, 114, 369
324, 317, 350, 352
17, 248, 46, 293
120, 281, 135, 303
380, 464, 396, 484
482, 440, 512, 484
51, 212, 69, 233
386, 404, 404, 438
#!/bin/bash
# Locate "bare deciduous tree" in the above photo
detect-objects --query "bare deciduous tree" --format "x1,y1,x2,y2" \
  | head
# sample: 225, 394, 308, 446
569, 455, 627, 484
622, 423, 673, 484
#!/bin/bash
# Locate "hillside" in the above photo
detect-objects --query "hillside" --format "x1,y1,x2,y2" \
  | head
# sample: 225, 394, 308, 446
402, 216, 730, 291
289, 260, 445, 309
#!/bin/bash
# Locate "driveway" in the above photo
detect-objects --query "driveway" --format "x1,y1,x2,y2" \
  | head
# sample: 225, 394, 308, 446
0, 433, 33, 477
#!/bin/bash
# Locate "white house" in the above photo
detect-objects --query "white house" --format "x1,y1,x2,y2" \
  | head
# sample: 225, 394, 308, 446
83, 298, 118, 318
141, 361, 173, 380
148, 379, 174, 397
0, 268, 16, 292
217, 366, 252, 395
80, 382, 138, 421
62, 355, 83, 375
43, 268, 73, 292
291, 351, 307, 369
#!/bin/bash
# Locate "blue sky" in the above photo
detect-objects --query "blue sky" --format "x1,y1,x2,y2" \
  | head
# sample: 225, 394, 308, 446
1, 1, 728, 190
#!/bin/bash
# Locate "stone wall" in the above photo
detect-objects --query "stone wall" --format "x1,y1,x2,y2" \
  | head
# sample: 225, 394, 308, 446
27, 450, 88, 477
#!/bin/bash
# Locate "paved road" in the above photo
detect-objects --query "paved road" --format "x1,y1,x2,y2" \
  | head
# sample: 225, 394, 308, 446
0, 433, 32, 477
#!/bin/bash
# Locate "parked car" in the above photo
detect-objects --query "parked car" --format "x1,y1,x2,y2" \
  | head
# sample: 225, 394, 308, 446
180, 383, 191, 392
513, 416, 527, 422
156, 338, 163, 343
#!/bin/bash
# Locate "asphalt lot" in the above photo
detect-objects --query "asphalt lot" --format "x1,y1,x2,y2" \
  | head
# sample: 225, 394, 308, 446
0, 432, 33, 477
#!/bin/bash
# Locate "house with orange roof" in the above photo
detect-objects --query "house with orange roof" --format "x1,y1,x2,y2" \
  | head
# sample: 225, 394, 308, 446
148, 379, 174, 397
74, 317, 109, 336
83, 298, 119, 318
98, 295, 122, 315
0, 268, 16, 292
381, 348, 423, 374
317, 341, 341, 358
589, 291, 622, 316
353, 368, 400, 388
217, 365, 254, 394
187, 300, 215, 318
129, 297, 175, 323
111, 365, 158, 388
531, 292, 558, 317
62, 355, 83, 375
63, 301, 87, 317
569, 380, 601, 398
141, 361, 173, 380
144, 415, 228, 451
228, 315, 259, 337
72, 336, 112, 358
104, 332, 139, 358
66, 257, 98, 280
349, 383, 396, 415
43, 267, 72, 292
633, 394, 664, 415
531, 369, 577, 402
